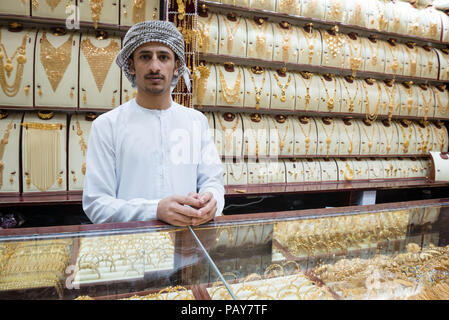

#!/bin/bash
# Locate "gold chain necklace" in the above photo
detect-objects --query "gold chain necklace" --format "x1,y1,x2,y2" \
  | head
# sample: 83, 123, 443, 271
276, 23, 293, 63
193, 64, 210, 106
380, 122, 395, 154
344, 161, 354, 181
297, 118, 312, 155
228, 162, 245, 183
302, 28, 316, 64
217, 114, 240, 154
46, 0, 62, 10
342, 122, 355, 155
437, 124, 448, 151
247, 115, 264, 158
417, 122, 431, 153
89, 0, 104, 29
272, 117, 290, 153
399, 121, 413, 153
40, 32, 73, 93
405, 85, 414, 115
434, 87, 449, 116
403, 45, 418, 77
362, 81, 382, 123
319, 75, 337, 111
249, 19, 268, 58
420, 88, 432, 122
341, 79, 359, 112
249, 67, 266, 110
223, 16, 242, 53
323, 31, 345, 64
387, 43, 400, 74
218, 66, 242, 104
360, 121, 375, 153
299, 75, 313, 111
81, 36, 120, 92
0, 31, 29, 97
132, 0, 146, 24
197, 14, 214, 54
367, 39, 379, 67
383, 83, 397, 122
319, 118, 335, 156
273, 72, 291, 103
76, 120, 88, 175
0, 120, 13, 188
347, 35, 363, 77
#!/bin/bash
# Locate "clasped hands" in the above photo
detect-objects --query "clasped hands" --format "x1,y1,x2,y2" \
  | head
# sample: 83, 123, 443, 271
157, 191, 217, 226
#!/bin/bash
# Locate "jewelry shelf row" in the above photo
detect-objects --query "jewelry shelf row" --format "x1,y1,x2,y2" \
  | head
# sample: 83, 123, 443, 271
1, 179, 447, 206
196, 105, 449, 123
198, 0, 449, 50
198, 52, 449, 87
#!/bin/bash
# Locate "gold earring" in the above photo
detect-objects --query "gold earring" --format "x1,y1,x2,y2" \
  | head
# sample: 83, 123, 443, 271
37, 86, 42, 97
24, 85, 30, 96
82, 89, 87, 105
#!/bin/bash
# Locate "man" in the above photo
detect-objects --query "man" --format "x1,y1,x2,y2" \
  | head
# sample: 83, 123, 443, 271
82, 20, 224, 226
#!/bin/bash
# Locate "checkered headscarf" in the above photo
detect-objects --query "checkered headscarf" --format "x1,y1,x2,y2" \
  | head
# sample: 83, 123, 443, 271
116, 20, 191, 92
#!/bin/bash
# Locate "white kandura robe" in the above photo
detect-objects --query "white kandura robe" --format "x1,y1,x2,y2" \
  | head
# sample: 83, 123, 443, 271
82, 98, 225, 224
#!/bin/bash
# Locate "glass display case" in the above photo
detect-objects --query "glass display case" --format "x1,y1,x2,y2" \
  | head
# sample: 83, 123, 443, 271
1, 198, 448, 300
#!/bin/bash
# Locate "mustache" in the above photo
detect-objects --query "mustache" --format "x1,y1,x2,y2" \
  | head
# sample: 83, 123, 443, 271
145, 73, 165, 79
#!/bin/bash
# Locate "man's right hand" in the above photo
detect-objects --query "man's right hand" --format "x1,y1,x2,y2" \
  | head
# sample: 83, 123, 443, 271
156, 195, 203, 226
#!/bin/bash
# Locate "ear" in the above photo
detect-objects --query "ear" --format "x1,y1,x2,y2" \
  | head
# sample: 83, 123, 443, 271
128, 58, 136, 75
173, 59, 179, 77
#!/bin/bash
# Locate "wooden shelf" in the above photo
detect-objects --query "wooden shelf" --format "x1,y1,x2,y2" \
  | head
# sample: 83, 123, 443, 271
199, 0, 449, 49
199, 53, 449, 87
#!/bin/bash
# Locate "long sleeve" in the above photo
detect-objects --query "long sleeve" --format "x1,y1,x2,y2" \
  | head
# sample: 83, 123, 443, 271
197, 115, 225, 217
82, 117, 160, 224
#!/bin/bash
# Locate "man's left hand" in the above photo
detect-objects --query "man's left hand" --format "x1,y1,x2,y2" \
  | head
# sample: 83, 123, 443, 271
187, 191, 217, 225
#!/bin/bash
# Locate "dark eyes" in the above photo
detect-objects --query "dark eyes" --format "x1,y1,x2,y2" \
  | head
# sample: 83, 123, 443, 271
139, 54, 169, 61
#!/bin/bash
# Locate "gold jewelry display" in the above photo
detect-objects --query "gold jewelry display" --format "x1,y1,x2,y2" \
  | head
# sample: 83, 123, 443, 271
319, 75, 337, 111
319, 118, 335, 156
0, 120, 13, 188
193, 63, 210, 106
341, 77, 359, 112
347, 34, 363, 77
420, 87, 432, 122
416, 121, 431, 154
362, 80, 382, 124
217, 113, 240, 154
399, 120, 413, 153
403, 43, 418, 77
89, 0, 104, 29
342, 120, 355, 155
248, 66, 266, 110
323, 29, 345, 65
302, 25, 317, 64
387, 41, 400, 74
276, 22, 293, 63
404, 83, 414, 115
222, 15, 242, 53
248, 18, 268, 58
76, 120, 87, 175
40, 31, 73, 93
132, 0, 146, 24
273, 71, 292, 103
434, 86, 449, 117
46, 0, 62, 11
380, 121, 395, 154
218, 66, 242, 104
227, 162, 246, 183
383, 81, 397, 122
272, 115, 289, 153
344, 161, 354, 181
367, 38, 379, 67
22, 118, 65, 191
0, 31, 29, 97
81, 36, 120, 93
360, 120, 376, 154
246, 113, 263, 158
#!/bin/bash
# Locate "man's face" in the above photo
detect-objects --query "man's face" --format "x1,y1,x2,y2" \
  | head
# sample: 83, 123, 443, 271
128, 42, 179, 96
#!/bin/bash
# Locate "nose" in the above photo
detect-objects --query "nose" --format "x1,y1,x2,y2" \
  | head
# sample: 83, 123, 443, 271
147, 55, 161, 74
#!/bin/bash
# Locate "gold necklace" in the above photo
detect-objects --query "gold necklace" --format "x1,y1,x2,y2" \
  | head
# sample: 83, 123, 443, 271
302, 28, 316, 64
22, 119, 65, 191
0, 31, 29, 97
399, 121, 413, 153
360, 121, 375, 153
249, 19, 268, 58
76, 120, 88, 175
197, 14, 214, 54
387, 42, 400, 74
347, 35, 363, 77
434, 87, 449, 116
342, 122, 355, 155
405, 85, 414, 115
380, 122, 395, 154
303, 159, 318, 181
362, 80, 382, 123
319, 118, 335, 156
436, 124, 448, 151
323, 30, 345, 64
297, 118, 312, 155
0, 120, 13, 189
277, 23, 293, 63
327, 0, 343, 21
89, 0, 104, 29
273, 72, 291, 103
403, 45, 418, 77
420, 88, 432, 122
341, 78, 359, 112
344, 162, 354, 181
81, 36, 120, 92
383, 82, 397, 122
193, 64, 210, 106
272, 116, 290, 153
249, 67, 266, 110
319, 75, 337, 111
217, 114, 240, 154
218, 66, 242, 104
228, 162, 245, 183
417, 122, 431, 153
299, 74, 313, 111
223, 16, 242, 53
46, 0, 61, 10
40, 32, 73, 92
367, 39, 379, 67
132, 0, 146, 24
247, 115, 263, 158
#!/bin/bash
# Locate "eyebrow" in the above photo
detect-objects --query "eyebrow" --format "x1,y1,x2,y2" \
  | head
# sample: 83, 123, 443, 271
136, 49, 172, 56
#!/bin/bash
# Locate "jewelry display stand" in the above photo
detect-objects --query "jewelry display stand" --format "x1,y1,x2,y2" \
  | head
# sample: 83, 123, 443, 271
214, 111, 244, 158
272, 22, 300, 64
242, 113, 269, 159
243, 66, 270, 110
0, 111, 22, 194
0, 0, 30, 16
268, 115, 294, 157
217, 13, 247, 57
78, 0, 119, 28
120, 0, 160, 27
197, 11, 219, 54
269, 68, 295, 111
31, 0, 75, 20
246, 17, 273, 61
216, 63, 244, 107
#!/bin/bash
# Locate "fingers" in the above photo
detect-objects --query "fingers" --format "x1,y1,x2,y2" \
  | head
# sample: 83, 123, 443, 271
192, 204, 217, 226
198, 192, 213, 206
174, 194, 202, 209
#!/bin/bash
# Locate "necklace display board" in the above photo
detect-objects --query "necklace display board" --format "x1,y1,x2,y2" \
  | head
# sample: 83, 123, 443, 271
419, 47, 440, 80
378, 119, 400, 156
217, 13, 247, 58
31, 0, 75, 20
272, 22, 300, 64
120, 0, 160, 27
266, 160, 286, 184
214, 111, 244, 158
340, 76, 364, 114
316, 117, 340, 157
269, 69, 295, 111
276, 0, 300, 16
197, 11, 219, 55
78, 0, 119, 28
433, 85, 449, 119
339, 117, 361, 156
243, 66, 270, 110
321, 30, 347, 69
216, 63, 245, 107
226, 160, 248, 186
319, 157, 339, 182
247, 160, 268, 184
361, 37, 387, 74
292, 116, 318, 156
300, 158, 322, 182
68, 113, 95, 191
436, 49, 449, 81
416, 85, 436, 121
384, 41, 405, 77
397, 82, 419, 117
301, 0, 326, 20
21, 111, 67, 194
316, 74, 341, 113
34, 30, 79, 109
284, 159, 304, 183
297, 26, 322, 66
194, 62, 217, 107
246, 17, 273, 61
79, 33, 121, 110
268, 114, 294, 157
0, 27, 36, 107
294, 72, 321, 113
242, 113, 269, 159
0, 111, 22, 194
0, 0, 30, 16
